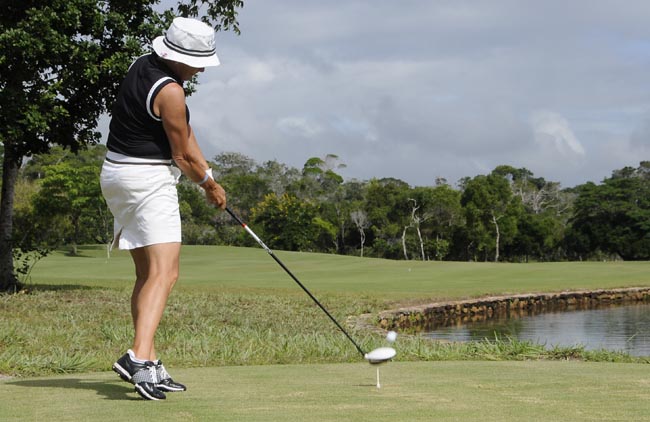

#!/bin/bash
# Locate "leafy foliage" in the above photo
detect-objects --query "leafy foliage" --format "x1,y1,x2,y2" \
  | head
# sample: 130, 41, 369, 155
250, 193, 327, 251
15, 144, 650, 264
567, 168, 650, 260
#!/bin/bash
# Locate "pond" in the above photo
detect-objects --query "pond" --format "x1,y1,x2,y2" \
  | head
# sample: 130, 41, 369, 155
424, 302, 650, 356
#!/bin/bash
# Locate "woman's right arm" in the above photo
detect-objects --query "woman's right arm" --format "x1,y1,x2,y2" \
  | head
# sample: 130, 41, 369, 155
155, 82, 226, 209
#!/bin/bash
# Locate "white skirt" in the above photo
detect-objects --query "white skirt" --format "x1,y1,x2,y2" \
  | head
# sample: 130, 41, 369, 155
100, 154, 182, 250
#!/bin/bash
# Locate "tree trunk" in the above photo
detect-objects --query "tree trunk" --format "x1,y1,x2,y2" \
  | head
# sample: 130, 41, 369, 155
336, 205, 345, 255
350, 210, 368, 258
0, 147, 22, 292
492, 212, 500, 262
359, 227, 365, 258
339, 218, 345, 255
402, 226, 409, 260
416, 225, 425, 261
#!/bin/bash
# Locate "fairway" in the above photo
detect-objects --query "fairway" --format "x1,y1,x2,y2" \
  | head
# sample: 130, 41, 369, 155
1, 361, 649, 421
28, 245, 650, 302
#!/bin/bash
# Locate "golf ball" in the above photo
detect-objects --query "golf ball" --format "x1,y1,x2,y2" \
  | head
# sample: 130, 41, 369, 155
386, 330, 397, 342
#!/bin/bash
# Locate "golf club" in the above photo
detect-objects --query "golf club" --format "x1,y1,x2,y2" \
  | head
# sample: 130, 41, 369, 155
226, 207, 396, 365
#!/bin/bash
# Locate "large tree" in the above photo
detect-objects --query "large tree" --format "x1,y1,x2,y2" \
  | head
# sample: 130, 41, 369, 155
31, 157, 106, 255
461, 173, 522, 262
0, 0, 243, 291
250, 193, 324, 252
425, 184, 463, 261
364, 177, 410, 258
212, 152, 270, 220
567, 163, 650, 260
493, 165, 571, 261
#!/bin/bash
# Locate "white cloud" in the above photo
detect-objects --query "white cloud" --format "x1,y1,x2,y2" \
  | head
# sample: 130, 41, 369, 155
531, 111, 586, 156
276, 116, 322, 138
226, 61, 275, 86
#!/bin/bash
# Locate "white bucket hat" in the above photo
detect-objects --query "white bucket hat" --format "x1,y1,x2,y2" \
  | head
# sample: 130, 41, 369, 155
152, 17, 220, 68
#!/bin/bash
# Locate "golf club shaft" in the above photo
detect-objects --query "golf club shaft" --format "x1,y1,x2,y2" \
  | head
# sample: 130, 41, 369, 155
225, 207, 367, 357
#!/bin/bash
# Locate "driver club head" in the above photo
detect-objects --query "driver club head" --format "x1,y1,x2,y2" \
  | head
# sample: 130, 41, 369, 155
364, 347, 396, 365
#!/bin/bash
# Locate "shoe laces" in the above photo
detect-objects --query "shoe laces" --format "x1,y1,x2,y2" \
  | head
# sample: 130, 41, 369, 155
156, 362, 171, 381
132, 362, 158, 384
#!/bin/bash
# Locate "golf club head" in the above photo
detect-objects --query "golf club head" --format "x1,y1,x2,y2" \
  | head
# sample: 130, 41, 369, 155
364, 347, 396, 365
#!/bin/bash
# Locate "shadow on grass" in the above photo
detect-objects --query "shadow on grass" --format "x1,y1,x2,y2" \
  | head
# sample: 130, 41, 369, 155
44, 245, 110, 258
7, 378, 138, 401
26, 284, 99, 292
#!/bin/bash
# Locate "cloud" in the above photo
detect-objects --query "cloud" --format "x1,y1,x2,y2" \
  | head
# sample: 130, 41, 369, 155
227, 61, 276, 86
531, 111, 586, 156
276, 116, 322, 138
134, 0, 650, 189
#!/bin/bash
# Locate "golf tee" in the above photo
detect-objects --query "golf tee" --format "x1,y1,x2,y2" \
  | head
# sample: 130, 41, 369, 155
376, 367, 381, 389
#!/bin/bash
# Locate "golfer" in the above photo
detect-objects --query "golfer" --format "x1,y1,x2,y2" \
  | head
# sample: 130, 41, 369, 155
100, 17, 226, 401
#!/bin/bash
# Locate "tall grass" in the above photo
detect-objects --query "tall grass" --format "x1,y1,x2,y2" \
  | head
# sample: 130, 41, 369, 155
1, 286, 646, 377
2, 245, 649, 377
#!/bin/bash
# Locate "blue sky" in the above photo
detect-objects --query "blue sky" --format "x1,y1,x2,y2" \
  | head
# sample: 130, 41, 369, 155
108, 1, 650, 188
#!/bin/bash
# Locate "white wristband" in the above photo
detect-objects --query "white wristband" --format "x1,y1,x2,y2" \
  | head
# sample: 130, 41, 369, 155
197, 168, 214, 185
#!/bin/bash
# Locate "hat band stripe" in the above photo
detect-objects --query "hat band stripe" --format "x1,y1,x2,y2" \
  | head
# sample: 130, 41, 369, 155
163, 37, 216, 58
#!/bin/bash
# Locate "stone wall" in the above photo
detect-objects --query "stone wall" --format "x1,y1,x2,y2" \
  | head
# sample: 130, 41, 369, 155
377, 287, 650, 332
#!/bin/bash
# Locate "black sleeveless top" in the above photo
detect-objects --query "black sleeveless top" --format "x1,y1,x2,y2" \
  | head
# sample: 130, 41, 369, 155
107, 53, 189, 159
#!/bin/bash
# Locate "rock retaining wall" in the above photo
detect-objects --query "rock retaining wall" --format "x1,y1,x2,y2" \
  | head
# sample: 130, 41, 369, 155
377, 287, 650, 332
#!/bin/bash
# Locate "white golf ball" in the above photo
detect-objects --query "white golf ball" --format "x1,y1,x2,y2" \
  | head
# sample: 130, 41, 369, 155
386, 330, 397, 342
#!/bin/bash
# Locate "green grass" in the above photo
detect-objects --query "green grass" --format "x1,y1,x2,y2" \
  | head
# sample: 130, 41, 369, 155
2, 245, 650, 419
28, 245, 650, 300
1, 361, 650, 421
1, 245, 648, 377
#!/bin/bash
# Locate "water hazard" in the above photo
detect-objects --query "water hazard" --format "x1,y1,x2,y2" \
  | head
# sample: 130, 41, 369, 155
424, 302, 650, 356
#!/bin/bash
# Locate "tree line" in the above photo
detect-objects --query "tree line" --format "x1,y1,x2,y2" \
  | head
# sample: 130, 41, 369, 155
14, 145, 650, 269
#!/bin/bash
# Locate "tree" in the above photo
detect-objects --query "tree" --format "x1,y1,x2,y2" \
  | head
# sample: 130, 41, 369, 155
0, 0, 243, 291
250, 193, 324, 251
23, 144, 107, 180
293, 154, 347, 252
256, 159, 301, 197
337, 180, 367, 254
31, 159, 106, 255
364, 178, 410, 259
177, 180, 220, 244
493, 165, 572, 261
427, 184, 463, 260
212, 152, 269, 220
494, 165, 572, 216
401, 198, 431, 260
461, 173, 522, 262
567, 163, 650, 260
15, 146, 113, 261
509, 212, 564, 262
301, 154, 346, 192
213, 151, 256, 177
350, 209, 369, 257
290, 154, 345, 201
11, 174, 50, 282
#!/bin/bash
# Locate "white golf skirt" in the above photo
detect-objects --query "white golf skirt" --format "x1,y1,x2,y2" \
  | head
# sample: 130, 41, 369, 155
100, 153, 182, 250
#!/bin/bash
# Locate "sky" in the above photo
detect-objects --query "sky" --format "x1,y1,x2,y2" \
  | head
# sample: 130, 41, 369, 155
108, 1, 650, 188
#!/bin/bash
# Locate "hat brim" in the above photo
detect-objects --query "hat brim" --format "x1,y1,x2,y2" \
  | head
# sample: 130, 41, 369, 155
152, 36, 220, 68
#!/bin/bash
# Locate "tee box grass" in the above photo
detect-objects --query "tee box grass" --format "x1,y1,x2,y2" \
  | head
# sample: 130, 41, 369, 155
2, 362, 650, 422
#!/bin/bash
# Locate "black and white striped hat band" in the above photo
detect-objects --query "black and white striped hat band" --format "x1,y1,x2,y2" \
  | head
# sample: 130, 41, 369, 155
163, 36, 216, 58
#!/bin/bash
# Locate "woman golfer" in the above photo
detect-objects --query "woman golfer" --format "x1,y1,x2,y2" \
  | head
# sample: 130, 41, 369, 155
100, 17, 226, 401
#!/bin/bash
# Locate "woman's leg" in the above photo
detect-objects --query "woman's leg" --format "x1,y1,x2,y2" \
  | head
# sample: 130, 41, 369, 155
129, 242, 181, 361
